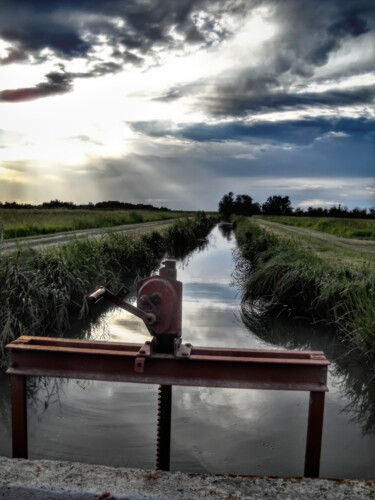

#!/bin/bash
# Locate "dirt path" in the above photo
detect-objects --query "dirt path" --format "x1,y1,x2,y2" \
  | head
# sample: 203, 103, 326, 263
0, 219, 175, 252
252, 218, 375, 265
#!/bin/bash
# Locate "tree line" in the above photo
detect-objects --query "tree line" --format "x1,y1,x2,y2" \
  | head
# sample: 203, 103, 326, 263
218, 192, 375, 219
0, 200, 171, 211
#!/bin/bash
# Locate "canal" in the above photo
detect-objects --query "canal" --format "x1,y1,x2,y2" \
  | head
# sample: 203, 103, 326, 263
1, 224, 374, 478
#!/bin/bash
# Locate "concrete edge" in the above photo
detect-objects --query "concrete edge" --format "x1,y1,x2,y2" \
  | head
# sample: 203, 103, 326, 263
0, 457, 374, 499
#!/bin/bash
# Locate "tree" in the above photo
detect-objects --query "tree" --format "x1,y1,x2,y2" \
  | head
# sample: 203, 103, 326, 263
328, 204, 348, 218
234, 194, 254, 216
218, 192, 235, 219
262, 195, 293, 215
351, 207, 367, 218
219, 192, 260, 218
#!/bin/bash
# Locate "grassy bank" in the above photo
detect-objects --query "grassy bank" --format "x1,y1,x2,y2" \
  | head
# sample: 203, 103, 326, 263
258, 215, 375, 239
234, 217, 375, 359
0, 213, 216, 362
0, 208, 188, 239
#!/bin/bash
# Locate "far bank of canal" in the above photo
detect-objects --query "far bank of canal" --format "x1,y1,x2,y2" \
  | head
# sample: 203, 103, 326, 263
1, 225, 374, 479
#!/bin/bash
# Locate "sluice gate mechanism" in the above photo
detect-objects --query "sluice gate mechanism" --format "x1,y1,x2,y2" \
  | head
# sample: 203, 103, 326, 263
7, 260, 329, 477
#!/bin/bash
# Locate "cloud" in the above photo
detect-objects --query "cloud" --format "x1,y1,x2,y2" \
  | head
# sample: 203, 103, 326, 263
0, 1, 373, 210
1, 0, 373, 108
198, 0, 375, 118
0, 70, 73, 102
0, 47, 27, 65
272, 0, 373, 71
297, 198, 341, 208
0, 0, 258, 103
0, 5, 90, 59
0, 0, 246, 64
206, 81, 375, 117
132, 116, 375, 146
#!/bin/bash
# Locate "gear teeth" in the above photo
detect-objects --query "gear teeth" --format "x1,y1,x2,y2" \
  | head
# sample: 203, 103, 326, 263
156, 384, 172, 471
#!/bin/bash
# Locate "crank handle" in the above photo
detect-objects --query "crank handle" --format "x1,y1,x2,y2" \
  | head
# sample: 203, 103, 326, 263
87, 287, 106, 304
87, 286, 158, 326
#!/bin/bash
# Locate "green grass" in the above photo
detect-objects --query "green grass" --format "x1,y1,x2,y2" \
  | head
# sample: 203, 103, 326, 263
259, 216, 375, 239
0, 208, 188, 239
234, 217, 375, 360
0, 213, 217, 363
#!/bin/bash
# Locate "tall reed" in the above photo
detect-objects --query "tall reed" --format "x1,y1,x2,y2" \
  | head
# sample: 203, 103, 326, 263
234, 217, 375, 359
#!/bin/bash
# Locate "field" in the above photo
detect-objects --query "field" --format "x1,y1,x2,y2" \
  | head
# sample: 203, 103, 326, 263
0, 209, 187, 239
259, 215, 375, 239
252, 216, 375, 269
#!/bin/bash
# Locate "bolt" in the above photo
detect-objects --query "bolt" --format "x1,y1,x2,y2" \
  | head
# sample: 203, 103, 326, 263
140, 295, 149, 307
151, 293, 161, 305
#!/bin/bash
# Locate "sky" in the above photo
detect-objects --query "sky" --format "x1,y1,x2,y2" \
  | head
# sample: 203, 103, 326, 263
0, 0, 374, 211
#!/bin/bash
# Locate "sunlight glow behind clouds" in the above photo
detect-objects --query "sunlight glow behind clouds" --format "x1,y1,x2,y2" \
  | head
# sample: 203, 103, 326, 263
0, 0, 374, 209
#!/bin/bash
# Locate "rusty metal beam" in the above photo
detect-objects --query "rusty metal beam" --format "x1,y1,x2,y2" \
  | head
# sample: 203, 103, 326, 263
7, 337, 329, 392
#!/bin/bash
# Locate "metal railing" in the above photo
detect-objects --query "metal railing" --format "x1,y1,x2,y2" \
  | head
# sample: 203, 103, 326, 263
7, 335, 329, 477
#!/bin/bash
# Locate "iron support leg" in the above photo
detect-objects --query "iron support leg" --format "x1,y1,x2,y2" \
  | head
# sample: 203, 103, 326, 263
10, 375, 28, 458
156, 384, 172, 471
304, 391, 325, 478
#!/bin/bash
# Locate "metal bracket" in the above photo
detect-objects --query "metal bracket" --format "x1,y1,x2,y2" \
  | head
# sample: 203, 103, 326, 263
175, 340, 192, 359
134, 339, 193, 372
134, 341, 152, 373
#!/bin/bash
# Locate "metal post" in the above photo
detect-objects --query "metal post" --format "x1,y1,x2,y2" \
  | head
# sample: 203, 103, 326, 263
156, 384, 172, 471
304, 391, 325, 477
10, 375, 28, 458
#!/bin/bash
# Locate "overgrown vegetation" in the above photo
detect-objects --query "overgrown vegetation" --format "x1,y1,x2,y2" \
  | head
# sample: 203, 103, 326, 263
259, 215, 375, 240
0, 209, 186, 239
0, 212, 216, 362
234, 217, 375, 360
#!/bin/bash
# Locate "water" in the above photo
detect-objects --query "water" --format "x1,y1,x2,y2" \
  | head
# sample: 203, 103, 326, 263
1, 225, 375, 478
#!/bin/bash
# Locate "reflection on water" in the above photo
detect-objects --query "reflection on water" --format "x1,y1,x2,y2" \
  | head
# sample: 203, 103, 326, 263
1, 225, 375, 479
240, 300, 375, 436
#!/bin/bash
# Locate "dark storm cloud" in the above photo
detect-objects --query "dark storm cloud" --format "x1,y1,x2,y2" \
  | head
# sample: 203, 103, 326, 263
207, 82, 375, 116
144, 0, 375, 118
0, 0, 246, 63
0, 12, 90, 59
206, 0, 375, 117
1, 0, 373, 109
76, 61, 124, 78
131, 116, 375, 146
273, 0, 373, 73
0, 47, 27, 65
0, 0, 256, 102
0, 71, 73, 102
